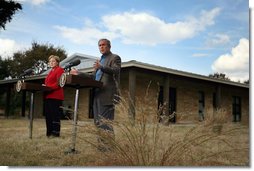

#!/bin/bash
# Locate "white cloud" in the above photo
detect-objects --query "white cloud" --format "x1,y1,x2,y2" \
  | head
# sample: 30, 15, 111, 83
31, 0, 49, 5
17, 0, 49, 5
0, 39, 23, 59
104, 8, 220, 45
192, 53, 209, 57
54, 25, 119, 45
206, 34, 230, 47
211, 38, 249, 82
55, 8, 220, 46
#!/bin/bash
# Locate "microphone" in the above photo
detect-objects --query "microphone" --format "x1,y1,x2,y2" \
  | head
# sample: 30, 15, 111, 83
64, 59, 81, 70
20, 68, 34, 77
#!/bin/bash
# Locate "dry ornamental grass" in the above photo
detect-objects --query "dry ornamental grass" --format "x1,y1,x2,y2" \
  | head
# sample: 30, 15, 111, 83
0, 86, 249, 166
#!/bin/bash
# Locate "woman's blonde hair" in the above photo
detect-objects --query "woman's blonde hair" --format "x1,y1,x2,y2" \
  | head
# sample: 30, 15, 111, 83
48, 55, 60, 63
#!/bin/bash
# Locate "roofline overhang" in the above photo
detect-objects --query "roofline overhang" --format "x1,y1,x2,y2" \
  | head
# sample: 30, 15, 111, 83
0, 74, 47, 85
79, 60, 248, 88
122, 60, 249, 88
0, 60, 249, 89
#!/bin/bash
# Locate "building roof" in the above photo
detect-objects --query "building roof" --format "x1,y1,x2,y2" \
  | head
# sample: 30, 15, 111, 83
59, 53, 98, 69
42, 53, 98, 75
123, 60, 249, 88
79, 60, 249, 88
0, 54, 249, 89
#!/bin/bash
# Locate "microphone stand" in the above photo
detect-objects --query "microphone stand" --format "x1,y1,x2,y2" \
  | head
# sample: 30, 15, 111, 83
64, 66, 80, 154
16, 75, 34, 139
64, 67, 72, 73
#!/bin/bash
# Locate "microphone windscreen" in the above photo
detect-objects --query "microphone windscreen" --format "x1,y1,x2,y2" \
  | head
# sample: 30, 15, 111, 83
24, 68, 33, 74
71, 59, 81, 66
20, 68, 33, 77
64, 59, 81, 70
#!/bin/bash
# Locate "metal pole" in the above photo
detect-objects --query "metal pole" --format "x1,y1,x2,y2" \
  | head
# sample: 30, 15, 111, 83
29, 92, 34, 139
70, 88, 79, 153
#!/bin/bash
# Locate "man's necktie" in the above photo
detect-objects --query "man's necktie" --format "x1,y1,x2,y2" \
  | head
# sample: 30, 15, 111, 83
95, 55, 105, 81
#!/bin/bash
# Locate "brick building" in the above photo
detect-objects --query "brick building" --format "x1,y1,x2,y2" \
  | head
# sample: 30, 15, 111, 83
0, 54, 249, 124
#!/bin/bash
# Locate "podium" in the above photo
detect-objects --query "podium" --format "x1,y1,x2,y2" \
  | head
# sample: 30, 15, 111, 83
59, 74, 103, 154
60, 74, 102, 89
15, 81, 51, 139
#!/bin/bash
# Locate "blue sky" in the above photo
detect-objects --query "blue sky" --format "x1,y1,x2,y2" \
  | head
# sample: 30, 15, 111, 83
0, 0, 250, 82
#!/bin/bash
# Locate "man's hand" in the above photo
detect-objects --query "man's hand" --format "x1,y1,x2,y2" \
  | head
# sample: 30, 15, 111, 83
93, 60, 102, 70
70, 68, 78, 75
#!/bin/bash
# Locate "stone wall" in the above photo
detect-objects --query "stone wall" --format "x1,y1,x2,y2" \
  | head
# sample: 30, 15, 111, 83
116, 69, 249, 124
33, 68, 249, 125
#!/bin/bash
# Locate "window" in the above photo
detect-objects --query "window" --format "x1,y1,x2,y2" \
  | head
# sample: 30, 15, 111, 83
232, 96, 241, 122
213, 92, 217, 108
198, 91, 205, 121
157, 86, 177, 123
157, 86, 164, 123
88, 88, 95, 118
157, 86, 164, 109
169, 87, 177, 123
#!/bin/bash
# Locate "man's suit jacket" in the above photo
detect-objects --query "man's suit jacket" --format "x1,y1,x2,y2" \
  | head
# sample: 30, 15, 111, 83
92, 52, 121, 105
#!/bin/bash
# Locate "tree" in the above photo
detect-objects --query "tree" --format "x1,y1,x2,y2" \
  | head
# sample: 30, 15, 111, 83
208, 72, 231, 81
243, 80, 249, 84
0, 56, 12, 105
7, 42, 68, 78
0, 56, 10, 79
0, 42, 67, 117
0, 0, 22, 30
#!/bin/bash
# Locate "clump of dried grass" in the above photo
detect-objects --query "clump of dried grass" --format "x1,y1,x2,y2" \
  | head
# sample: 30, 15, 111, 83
0, 82, 249, 166
69, 83, 249, 166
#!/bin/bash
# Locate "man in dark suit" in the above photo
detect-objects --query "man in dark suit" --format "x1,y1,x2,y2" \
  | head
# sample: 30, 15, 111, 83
71, 38, 121, 151
92, 38, 121, 136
